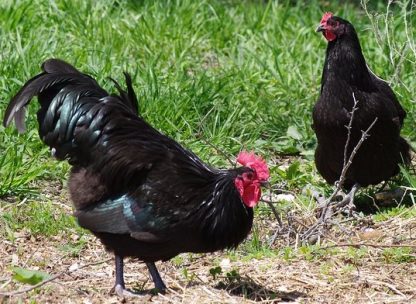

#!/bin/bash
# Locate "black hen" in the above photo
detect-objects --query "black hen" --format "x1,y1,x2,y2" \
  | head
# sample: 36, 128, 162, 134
313, 13, 410, 193
3, 59, 269, 295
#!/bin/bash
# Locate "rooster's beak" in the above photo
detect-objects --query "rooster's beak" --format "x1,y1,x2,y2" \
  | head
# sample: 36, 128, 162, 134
260, 181, 270, 187
316, 25, 325, 32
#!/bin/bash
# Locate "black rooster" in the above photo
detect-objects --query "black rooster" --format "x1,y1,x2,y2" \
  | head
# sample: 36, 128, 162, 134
3, 59, 269, 296
313, 13, 410, 200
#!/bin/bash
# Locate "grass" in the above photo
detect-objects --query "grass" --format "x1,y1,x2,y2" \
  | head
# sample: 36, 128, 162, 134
0, 0, 415, 189
0, 0, 415, 303
1, 200, 80, 238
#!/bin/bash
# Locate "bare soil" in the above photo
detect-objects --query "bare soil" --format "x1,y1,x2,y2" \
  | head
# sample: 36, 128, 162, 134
1, 184, 415, 304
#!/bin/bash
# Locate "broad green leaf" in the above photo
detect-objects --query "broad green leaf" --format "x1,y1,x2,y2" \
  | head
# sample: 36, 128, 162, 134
12, 267, 50, 285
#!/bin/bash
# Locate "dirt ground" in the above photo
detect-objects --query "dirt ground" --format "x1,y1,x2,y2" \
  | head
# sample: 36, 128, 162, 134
1, 185, 416, 304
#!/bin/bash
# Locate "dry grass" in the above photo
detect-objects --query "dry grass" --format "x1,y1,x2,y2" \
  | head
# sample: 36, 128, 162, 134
1, 185, 415, 304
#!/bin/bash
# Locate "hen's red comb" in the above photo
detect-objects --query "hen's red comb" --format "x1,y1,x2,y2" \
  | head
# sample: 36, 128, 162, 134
320, 12, 333, 25
237, 151, 270, 181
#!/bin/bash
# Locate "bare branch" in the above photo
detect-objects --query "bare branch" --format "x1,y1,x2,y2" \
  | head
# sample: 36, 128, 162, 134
343, 92, 359, 167
301, 92, 379, 243
261, 199, 283, 229
338, 117, 378, 190
325, 115, 378, 206
261, 185, 285, 246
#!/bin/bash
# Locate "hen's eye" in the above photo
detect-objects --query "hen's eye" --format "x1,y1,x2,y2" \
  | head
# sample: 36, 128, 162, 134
327, 19, 337, 27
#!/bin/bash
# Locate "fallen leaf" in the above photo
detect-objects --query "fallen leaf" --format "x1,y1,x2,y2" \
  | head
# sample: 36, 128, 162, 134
12, 267, 50, 285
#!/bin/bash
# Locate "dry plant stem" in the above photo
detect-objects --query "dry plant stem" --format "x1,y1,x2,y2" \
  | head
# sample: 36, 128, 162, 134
324, 94, 362, 206
261, 188, 284, 246
320, 242, 416, 250
362, 0, 414, 87
324, 116, 378, 209
262, 199, 283, 229
385, 0, 394, 67
0, 258, 112, 297
338, 116, 378, 188
303, 93, 379, 242
321, 111, 377, 213
367, 279, 408, 298
343, 92, 359, 168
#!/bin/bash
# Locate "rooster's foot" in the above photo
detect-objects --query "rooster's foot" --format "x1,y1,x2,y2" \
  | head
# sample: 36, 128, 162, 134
114, 284, 142, 298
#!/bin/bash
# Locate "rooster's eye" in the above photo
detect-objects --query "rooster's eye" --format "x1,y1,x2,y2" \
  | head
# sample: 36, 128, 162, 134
246, 172, 253, 179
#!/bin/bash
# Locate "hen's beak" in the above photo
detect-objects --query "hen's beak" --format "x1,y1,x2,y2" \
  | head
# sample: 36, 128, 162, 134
316, 24, 325, 32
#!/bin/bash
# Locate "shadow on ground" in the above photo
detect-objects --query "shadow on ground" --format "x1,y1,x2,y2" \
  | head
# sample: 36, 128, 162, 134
214, 275, 307, 302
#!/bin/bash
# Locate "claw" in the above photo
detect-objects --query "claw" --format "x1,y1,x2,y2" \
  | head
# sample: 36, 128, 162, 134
114, 284, 141, 298
315, 183, 360, 219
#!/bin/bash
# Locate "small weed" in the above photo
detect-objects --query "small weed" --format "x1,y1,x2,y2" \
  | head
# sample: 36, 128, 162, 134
225, 269, 241, 284
12, 267, 51, 285
344, 247, 368, 266
319, 262, 332, 277
209, 266, 222, 280
58, 237, 88, 258
382, 248, 416, 264
181, 267, 196, 283
372, 206, 416, 222
281, 246, 295, 262
171, 255, 184, 267
340, 264, 356, 275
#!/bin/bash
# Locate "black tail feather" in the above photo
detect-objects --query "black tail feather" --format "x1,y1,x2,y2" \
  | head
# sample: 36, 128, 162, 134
3, 59, 102, 133
4, 73, 73, 132
124, 72, 139, 115
41, 59, 80, 74
109, 72, 139, 115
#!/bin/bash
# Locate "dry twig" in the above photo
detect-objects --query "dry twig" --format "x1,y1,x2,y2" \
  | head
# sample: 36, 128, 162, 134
301, 93, 379, 243
343, 92, 359, 168
319, 242, 416, 250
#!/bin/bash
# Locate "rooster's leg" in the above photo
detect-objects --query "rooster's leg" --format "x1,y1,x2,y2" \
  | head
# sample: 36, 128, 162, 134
115, 255, 125, 288
113, 257, 165, 297
114, 255, 130, 297
113, 255, 141, 297
146, 262, 166, 292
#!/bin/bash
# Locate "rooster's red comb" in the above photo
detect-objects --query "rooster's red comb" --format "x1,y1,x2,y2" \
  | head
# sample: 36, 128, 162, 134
320, 12, 333, 25
237, 151, 269, 181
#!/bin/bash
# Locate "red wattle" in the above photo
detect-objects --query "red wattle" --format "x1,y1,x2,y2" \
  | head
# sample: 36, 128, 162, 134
324, 31, 337, 42
241, 184, 261, 208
